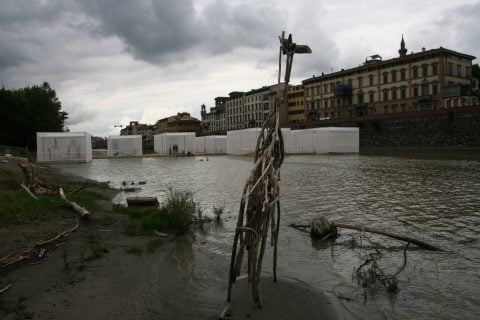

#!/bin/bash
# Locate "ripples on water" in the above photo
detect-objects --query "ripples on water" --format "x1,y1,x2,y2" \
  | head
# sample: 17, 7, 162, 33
56, 153, 480, 320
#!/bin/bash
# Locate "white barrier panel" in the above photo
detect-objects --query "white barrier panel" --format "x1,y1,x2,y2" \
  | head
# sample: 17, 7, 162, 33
154, 132, 195, 155
107, 135, 142, 156
327, 127, 359, 153
227, 128, 262, 155
37, 132, 92, 163
194, 135, 227, 154
289, 129, 315, 154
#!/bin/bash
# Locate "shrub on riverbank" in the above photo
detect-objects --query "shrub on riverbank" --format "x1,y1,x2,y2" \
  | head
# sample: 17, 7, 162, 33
116, 189, 198, 234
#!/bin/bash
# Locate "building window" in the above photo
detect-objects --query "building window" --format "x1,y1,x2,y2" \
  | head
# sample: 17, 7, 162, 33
433, 84, 438, 95
413, 87, 419, 97
383, 72, 388, 83
369, 92, 374, 102
401, 104, 407, 112
391, 88, 397, 100
324, 84, 328, 93
383, 105, 389, 114
421, 83, 429, 96
457, 64, 462, 77
448, 63, 453, 75
357, 93, 364, 104
383, 90, 388, 101
466, 66, 470, 77
432, 64, 438, 75
358, 77, 363, 88
401, 87, 406, 99
401, 69, 406, 81
392, 104, 397, 113
413, 67, 418, 78
369, 75, 374, 86
392, 70, 397, 82
422, 65, 428, 77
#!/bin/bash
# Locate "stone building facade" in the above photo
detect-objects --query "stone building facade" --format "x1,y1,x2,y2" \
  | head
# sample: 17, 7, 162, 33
302, 37, 476, 121
200, 97, 227, 134
225, 84, 288, 131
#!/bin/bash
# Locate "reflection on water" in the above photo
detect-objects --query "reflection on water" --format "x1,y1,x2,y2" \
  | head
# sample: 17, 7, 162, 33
55, 153, 480, 320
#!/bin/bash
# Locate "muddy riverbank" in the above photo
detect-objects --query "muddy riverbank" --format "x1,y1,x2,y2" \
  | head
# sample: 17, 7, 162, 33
0, 162, 342, 320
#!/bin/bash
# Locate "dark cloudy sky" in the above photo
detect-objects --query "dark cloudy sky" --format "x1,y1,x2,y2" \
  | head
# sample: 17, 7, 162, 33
1, 0, 479, 137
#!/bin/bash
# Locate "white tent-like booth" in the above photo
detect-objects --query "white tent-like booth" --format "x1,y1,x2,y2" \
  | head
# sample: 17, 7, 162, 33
154, 132, 195, 155
37, 132, 92, 163
194, 136, 227, 154
227, 128, 262, 155
107, 135, 142, 156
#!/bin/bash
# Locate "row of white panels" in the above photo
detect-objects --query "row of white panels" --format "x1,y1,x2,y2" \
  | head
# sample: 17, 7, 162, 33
36, 127, 359, 162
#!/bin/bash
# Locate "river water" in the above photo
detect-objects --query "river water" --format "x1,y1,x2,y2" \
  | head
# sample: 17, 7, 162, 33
55, 152, 480, 319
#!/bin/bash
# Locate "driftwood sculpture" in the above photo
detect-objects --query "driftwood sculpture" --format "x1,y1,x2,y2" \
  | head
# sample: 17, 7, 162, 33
227, 32, 311, 307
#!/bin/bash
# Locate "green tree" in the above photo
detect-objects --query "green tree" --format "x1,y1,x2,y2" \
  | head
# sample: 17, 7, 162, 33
0, 82, 68, 150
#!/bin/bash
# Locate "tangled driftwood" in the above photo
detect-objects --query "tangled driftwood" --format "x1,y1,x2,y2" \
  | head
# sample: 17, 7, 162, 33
227, 32, 311, 307
290, 215, 442, 251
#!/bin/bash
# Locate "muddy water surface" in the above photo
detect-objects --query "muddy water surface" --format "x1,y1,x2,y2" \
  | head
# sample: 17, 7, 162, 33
56, 153, 480, 320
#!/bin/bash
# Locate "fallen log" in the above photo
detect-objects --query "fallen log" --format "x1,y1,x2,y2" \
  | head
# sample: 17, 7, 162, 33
290, 216, 443, 251
59, 188, 90, 219
126, 196, 159, 206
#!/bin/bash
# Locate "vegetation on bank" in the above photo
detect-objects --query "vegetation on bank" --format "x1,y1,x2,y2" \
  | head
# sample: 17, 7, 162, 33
115, 189, 200, 235
0, 163, 205, 235
0, 164, 105, 225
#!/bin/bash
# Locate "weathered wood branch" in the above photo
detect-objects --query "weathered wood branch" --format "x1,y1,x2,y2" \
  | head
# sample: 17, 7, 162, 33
59, 188, 90, 219
289, 216, 443, 251
36, 219, 80, 247
21, 183, 38, 200
333, 222, 442, 251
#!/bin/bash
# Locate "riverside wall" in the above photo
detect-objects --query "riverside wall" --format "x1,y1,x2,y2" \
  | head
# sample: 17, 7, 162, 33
292, 105, 480, 150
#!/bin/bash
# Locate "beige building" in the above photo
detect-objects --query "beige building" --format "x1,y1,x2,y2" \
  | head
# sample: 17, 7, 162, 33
302, 37, 476, 121
155, 112, 201, 133
225, 84, 288, 131
287, 85, 305, 123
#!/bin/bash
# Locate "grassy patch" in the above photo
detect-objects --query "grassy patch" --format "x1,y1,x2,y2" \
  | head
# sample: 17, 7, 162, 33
0, 189, 108, 225
82, 235, 109, 261
116, 189, 197, 234
0, 190, 69, 225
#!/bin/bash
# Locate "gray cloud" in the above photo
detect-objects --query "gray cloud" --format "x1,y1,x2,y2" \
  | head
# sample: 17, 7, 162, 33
76, 0, 286, 64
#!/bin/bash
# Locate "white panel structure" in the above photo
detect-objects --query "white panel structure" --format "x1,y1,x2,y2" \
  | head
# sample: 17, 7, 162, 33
37, 132, 92, 163
313, 128, 330, 154
107, 135, 142, 156
194, 136, 227, 154
227, 128, 262, 155
289, 129, 315, 154
327, 127, 359, 153
281, 128, 294, 154
154, 132, 195, 155
313, 127, 359, 154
